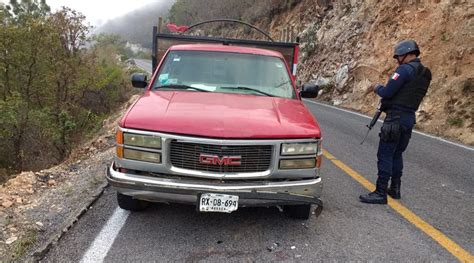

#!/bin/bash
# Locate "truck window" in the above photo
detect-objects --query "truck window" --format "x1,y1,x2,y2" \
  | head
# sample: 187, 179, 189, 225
153, 51, 295, 99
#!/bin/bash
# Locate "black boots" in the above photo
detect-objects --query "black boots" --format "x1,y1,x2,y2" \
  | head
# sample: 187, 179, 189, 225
359, 179, 388, 204
388, 177, 401, 199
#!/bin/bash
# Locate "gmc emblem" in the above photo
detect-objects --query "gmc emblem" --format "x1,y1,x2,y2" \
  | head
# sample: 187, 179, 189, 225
199, 154, 242, 166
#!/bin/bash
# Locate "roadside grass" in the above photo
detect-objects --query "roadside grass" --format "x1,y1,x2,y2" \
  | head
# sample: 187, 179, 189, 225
320, 83, 335, 93
441, 33, 450, 42
447, 117, 463, 127
128, 65, 150, 76
4, 217, 12, 227
65, 185, 74, 197
89, 174, 104, 188
13, 229, 37, 260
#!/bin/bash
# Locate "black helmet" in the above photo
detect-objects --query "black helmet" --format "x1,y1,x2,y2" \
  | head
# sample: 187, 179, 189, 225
393, 40, 420, 58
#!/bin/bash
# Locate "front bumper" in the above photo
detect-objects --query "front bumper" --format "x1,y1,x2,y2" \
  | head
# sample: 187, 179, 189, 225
107, 162, 323, 207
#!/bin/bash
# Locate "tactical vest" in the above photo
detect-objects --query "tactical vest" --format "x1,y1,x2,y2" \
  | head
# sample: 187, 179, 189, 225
383, 62, 432, 111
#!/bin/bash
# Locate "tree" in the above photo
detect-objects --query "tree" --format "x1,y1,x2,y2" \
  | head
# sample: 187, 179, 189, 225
0, 1, 130, 178
0, 0, 53, 170
45, 7, 91, 156
5, 0, 50, 20
93, 33, 134, 60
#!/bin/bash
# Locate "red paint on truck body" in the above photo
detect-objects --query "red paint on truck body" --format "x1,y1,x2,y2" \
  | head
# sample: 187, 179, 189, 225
120, 44, 321, 139
122, 91, 320, 139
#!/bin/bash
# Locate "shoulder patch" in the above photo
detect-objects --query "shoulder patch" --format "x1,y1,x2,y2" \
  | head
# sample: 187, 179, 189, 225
391, 73, 400, 80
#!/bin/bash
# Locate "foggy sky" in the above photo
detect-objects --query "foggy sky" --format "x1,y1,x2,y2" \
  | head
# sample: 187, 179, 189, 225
0, 0, 161, 26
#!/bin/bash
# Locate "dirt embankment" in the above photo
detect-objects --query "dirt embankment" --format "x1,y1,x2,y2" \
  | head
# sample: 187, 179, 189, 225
239, 0, 474, 145
0, 93, 140, 261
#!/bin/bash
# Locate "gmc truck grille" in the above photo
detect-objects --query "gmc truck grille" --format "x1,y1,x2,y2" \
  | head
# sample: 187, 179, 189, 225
169, 140, 273, 173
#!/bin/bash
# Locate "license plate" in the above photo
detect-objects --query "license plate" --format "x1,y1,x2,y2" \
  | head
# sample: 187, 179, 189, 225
199, 193, 239, 213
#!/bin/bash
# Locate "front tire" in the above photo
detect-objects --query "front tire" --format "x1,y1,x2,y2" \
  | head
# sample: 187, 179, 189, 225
284, 204, 312, 220
117, 192, 149, 211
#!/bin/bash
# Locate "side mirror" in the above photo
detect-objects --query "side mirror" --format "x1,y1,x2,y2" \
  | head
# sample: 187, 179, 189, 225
299, 83, 319, 98
131, 73, 148, 88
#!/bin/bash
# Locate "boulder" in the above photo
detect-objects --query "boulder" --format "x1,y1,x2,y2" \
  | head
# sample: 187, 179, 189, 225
310, 76, 331, 87
47, 180, 57, 187
2, 200, 13, 208
334, 65, 349, 91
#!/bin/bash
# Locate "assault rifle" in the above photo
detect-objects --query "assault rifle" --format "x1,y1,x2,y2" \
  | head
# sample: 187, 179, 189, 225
360, 102, 383, 145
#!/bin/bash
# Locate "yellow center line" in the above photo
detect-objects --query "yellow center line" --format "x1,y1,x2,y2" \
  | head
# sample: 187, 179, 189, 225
322, 150, 473, 263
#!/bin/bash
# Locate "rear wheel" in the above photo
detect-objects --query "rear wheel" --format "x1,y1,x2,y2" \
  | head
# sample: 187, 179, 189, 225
117, 192, 149, 211
284, 204, 312, 220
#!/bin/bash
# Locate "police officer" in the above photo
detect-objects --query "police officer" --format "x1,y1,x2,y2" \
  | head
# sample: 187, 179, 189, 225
360, 40, 432, 204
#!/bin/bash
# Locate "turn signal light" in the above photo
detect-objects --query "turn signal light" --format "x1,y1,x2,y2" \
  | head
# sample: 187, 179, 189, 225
116, 146, 123, 158
316, 155, 322, 168
116, 129, 123, 145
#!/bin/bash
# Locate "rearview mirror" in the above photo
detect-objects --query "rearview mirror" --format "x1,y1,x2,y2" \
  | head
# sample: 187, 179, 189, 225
300, 83, 319, 98
131, 74, 148, 88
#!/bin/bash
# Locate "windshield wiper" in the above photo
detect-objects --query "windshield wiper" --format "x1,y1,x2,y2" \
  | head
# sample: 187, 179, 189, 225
219, 86, 275, 97
155, 84, 209, 92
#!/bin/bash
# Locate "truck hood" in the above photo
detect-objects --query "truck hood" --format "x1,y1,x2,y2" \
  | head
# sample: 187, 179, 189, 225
121, 91, 321, 139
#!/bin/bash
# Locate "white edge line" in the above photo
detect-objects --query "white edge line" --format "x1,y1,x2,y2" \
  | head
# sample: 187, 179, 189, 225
80, 208, 130, 263
303, 99, 474, 151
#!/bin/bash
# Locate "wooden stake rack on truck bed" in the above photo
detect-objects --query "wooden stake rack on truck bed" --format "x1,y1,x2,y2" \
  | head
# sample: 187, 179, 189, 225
152, 19, 300, 78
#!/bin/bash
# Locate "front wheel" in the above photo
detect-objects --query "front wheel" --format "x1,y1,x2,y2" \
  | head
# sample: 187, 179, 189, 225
117, 192, 149, 211
284, 204, 312, 220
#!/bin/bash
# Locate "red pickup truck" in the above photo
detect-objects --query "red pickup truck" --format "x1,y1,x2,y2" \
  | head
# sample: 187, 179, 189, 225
107, 23, 323, 219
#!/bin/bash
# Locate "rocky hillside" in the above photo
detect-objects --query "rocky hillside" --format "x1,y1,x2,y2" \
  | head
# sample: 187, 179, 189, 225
97, 0, 473, 145
231, 0, 473, 145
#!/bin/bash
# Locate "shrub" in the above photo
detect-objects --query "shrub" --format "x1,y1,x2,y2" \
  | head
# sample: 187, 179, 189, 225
0, 2, 131, 178
447, 117, 463, 127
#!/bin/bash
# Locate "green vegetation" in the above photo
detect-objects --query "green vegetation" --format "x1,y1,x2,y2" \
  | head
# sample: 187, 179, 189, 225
0, 0, 131, 181
128, 66, 150, 76
168, 0, 302, 25
12, 229, 37, 259
447, 117, 463, 127
320, 83, 334, 93
92, 33, 134, 61
165, 0, 303, 40
441, 33, 450, 42
97, 0, 302, 48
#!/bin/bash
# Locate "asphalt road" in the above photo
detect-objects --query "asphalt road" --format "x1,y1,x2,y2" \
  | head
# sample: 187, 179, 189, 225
43, 59, 473, 262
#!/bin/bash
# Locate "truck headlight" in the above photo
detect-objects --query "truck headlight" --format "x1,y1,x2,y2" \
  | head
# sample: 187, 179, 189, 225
123, 149, 161, 163
279, 158, 316, 169
281, 142, 317, 155
124, 133, 162, 149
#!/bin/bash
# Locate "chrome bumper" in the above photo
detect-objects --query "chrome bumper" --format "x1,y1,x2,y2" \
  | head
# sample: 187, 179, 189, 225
107, 162, 323, 207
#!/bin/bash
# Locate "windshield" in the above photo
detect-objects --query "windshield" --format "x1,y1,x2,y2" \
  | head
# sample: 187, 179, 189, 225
152, 50, 295, 98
